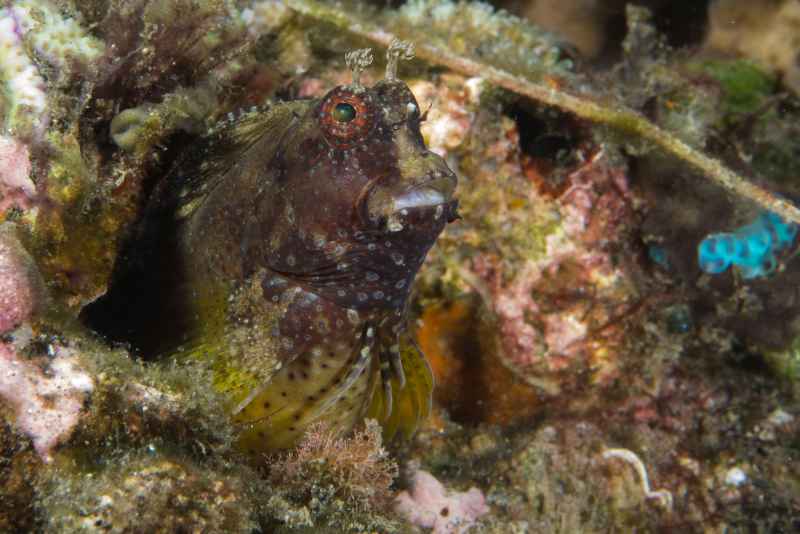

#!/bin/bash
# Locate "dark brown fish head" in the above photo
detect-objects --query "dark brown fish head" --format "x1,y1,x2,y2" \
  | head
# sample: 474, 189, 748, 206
260, 77, 458, 311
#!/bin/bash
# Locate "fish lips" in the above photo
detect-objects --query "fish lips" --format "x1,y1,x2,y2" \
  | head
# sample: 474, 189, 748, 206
361, 172, 458, 228
392, 188, 460, 224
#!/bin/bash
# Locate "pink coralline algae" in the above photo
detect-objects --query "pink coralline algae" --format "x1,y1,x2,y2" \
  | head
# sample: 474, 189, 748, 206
0, 225, 40, 332
0, 135, 35, 215
0, 226, 87, 463
394, 469, 489, 534
0, 343, 93, 462
475, 152, 642, 395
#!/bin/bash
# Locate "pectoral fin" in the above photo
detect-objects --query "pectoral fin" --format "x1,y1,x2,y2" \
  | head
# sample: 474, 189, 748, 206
368, 332, 434, 440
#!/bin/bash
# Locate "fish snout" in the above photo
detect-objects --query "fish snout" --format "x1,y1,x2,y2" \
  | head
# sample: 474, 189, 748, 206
392, 151, 457, 212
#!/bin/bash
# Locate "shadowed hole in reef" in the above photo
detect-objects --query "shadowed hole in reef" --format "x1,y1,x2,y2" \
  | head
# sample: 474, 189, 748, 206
605, 0, 711, 54
80, 131, 200, 360
508, 101, 584, 196
417, 297, 541, 425
418, 299, 486, 423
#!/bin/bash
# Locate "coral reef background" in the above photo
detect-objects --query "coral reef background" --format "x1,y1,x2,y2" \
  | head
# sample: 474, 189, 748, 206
1, 0, 799, 532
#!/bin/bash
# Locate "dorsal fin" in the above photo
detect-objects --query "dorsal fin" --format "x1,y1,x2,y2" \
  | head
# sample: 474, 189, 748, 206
158, 101, 310, 221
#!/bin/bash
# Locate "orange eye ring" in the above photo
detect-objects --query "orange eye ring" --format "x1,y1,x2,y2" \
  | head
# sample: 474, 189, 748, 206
319, 87, 375, 148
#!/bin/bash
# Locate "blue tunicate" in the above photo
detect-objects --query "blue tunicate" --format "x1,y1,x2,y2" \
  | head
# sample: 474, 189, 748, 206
648, 245, 669, 268
738, 255, 776, 279
698, 238, 731, 274
743, 228, 769, 256
764, 212, 798, 246
697, 209, 797, 279
698, 255, 730, 274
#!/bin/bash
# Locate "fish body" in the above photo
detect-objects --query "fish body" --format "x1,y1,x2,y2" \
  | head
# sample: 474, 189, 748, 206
92, 60, 458, 452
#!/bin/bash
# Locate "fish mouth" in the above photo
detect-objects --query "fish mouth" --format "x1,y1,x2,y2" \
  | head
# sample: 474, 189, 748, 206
359, 170, 458, 228
392, 187, 446, 210
391, 186, 460, 225
390, 172, 457, 212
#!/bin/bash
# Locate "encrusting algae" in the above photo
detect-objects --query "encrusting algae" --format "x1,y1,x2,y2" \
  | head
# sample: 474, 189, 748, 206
86, 41, 458, 453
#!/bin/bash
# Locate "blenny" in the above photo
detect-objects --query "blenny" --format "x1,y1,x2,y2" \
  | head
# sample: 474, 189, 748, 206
88, 41, 458, 452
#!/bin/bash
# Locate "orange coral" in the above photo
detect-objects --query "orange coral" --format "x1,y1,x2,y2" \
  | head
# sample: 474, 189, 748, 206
416, 300, 541, 426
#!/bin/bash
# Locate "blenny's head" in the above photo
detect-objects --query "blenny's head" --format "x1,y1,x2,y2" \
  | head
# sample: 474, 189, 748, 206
261, 42, 458, 310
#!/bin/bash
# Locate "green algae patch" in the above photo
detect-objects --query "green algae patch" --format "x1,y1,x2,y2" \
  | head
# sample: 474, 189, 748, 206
26, 130, 133, 310
689, 60, 777, 119
764, 336, 800, 398
681, 60, 800, 191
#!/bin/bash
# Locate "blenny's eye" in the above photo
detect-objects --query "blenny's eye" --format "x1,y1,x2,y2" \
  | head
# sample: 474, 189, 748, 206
319, 87, 375, 147
332, 102, 356, 123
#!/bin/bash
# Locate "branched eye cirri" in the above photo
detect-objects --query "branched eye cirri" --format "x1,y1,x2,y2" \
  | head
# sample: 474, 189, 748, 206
319, 87, 375, 148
